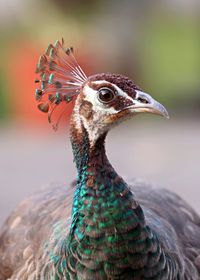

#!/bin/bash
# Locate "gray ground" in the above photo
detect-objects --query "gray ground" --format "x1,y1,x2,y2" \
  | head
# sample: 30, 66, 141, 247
0, 118, 200, 226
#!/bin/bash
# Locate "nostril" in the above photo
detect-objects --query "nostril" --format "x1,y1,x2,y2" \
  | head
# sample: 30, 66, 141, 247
137, 97, 149, 104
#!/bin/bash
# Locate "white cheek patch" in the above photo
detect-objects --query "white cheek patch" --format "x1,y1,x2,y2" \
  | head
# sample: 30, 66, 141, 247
83, 84, 118, 115
80, 85, 110, 143
80, 81, 134, 144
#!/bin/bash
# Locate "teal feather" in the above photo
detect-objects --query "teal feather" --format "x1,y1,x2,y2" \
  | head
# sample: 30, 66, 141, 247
47, 126, 178, 280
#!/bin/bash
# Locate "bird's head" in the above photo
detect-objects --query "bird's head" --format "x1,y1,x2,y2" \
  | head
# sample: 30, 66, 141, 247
75, 73, 168, 143
35, 39, 168, 144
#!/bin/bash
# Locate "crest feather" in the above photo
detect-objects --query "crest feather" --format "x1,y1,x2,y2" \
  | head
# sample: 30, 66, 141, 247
35, 39, 87, 130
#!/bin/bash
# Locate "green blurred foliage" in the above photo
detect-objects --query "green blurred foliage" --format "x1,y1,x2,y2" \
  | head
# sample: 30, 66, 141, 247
0, 70, 10, 121
139, 15, 200, 108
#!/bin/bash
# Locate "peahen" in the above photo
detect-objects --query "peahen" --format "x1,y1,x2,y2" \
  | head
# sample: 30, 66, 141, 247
0, 39, 200, 280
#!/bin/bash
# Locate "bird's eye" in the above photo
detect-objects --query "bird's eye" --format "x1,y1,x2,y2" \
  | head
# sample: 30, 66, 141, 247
98, 88, 115, 103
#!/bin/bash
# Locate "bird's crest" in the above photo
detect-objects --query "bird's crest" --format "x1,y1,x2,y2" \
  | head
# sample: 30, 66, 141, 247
35, 38, 87, 130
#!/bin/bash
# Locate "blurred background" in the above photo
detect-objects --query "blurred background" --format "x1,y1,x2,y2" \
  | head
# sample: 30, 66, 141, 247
0, 0, 200, 225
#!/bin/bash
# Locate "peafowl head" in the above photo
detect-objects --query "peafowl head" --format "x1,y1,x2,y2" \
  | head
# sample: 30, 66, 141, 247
35, 39, 168, 144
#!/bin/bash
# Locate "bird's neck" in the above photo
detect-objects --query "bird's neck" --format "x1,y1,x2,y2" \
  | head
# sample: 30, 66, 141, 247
70, 118, 136, 225
67, 118, 180, 279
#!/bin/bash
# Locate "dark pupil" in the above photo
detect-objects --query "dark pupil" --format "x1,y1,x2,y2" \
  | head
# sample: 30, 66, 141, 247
99, 88, 114, 103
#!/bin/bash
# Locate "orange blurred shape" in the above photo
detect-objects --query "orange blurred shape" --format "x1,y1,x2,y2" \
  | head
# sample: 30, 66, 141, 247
6, 40, 76, 129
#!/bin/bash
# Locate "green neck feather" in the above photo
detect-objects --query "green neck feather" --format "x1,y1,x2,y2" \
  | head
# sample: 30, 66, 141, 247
70, 122, 137, 227
44, 119, 181, 279
60, 120, 180, 279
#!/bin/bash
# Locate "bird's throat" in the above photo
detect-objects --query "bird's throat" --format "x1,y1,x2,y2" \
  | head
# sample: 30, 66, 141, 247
70, 119, 108, 177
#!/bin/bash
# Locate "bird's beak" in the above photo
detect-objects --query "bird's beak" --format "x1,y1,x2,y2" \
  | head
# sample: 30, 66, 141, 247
128, 90, 169, 119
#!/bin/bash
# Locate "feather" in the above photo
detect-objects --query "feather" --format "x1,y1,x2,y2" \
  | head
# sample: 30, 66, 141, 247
1, 183, 199, 279
35, 39, 87, 130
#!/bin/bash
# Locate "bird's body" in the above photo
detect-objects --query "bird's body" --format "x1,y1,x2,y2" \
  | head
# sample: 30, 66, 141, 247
0, 40, 200, 279
1, 182, 200, 279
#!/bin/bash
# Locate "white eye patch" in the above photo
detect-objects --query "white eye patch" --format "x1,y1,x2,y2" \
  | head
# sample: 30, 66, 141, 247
83, 84, 118, 114
83, 81, 134, 113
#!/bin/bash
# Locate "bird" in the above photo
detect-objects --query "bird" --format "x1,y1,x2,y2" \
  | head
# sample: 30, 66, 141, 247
0, 39, 200, 280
